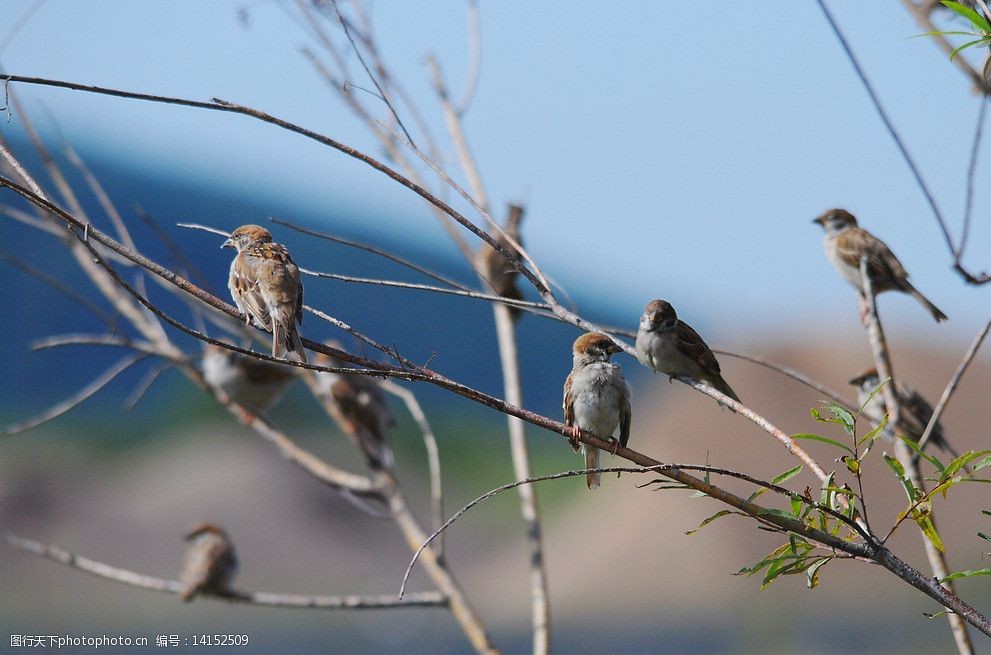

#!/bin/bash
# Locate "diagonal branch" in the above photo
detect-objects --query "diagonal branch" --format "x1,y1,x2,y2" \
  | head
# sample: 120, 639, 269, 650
7, 535, 447, 610
2, 354, 146, 436
860, 257, 974, 655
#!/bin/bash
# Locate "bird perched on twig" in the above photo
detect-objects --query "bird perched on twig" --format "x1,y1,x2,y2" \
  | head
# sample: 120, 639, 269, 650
563, 332, 631, 489
476, 203, 525, 322
314, 345, 395, 471
179, 523, 238, 602
201, 344, 295, 414
813, 209, 947, 323
223, 225, 308, 362
636, 299, 739, 403
848, 368, 966, 464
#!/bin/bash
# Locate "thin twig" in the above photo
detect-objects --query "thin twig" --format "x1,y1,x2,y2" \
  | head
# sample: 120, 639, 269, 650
2, 354, 146, 436
959, 94, 988, 260
329, 0, 415, 146
0, 248, 115, 327
712, 348, 854, 411
176, 222, 229, 237
123, 362, 171, 411
271, 216, 470, 290
134, 205, 215, 293
379, 380, 445, 559
918, 317, 991, 451
7, 535, 447, 609
301, 269, 550, 312
456, 0, 482, 115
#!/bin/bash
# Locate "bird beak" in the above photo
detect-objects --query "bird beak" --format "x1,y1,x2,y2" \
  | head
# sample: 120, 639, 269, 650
812, 216, 824, 226
607, 343, 623, 355
221, 238, 235, 249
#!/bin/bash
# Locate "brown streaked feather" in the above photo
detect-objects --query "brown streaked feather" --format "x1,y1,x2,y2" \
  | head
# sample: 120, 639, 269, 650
562, 372, 579, 452
835, 228, 909, 291
619, 398, 632, 448
675, 321, 721, 375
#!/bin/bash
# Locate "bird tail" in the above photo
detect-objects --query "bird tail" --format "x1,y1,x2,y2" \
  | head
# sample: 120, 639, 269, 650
706, 373, 741, 404
273, 316, 308, 363
358, 428, 394, 471
583, 444, 600, 489
905, 283, 948, 322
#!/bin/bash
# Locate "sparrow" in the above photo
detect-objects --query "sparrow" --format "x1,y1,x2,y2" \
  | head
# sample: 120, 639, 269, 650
813, 209, 947, 322
314, 346, 395, 470
848, 368, 965, 461
476, 203, 525, 321
223, 225, 308, 362
635, 299, 740, 403
201, 344, 295, 413
563, 332, 632, 489
179, 523, 238, 602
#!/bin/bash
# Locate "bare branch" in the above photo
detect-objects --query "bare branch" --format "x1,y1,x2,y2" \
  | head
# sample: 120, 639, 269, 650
959, 94, 988, 261
918, 317, 991, 451
272, 216, 470, 290
456, 0, 482, 115
860, 257, 975, 654
379, 380, 445, 558
302, 269, 550, 313
0, 248, 116, 327
2, 354, 146, 436
328, 0, 416, 146
713, 348, 854, 411
7, 535, 447, 610
176, 222, 229, 238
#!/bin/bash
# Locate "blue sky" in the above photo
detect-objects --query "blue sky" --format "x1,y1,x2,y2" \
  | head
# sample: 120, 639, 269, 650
1, 1, 988, 343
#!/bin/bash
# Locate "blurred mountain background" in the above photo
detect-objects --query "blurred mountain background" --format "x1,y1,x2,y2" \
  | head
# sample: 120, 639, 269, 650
2, 1, 991, 653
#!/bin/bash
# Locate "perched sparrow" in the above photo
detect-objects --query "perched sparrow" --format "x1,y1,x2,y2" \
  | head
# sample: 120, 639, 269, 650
813, 209, 947, 322
476, 204, 525, 322
179, 523, 238, 602
223, 225, 308, 362
201, 344, 295, 413
563, 332, 632, 489
636, 299, 740, 403
848, 368, 964, 460
314, 347, 395, 470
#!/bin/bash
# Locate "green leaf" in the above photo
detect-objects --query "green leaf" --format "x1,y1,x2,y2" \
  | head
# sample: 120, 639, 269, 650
941, 1, 991, 32
749, 465, 803, 502
899, 435, 944, 472
856, 378, 889, 419
806, 557, 830, 589
942, 450, 991, 481
773, 464, 804, 485
790, 493, 804, 518
884, 454, 918, 501
972, 455, 991, 472
977, 531, 991, 543
842, 455, 860, 475
884, 453, 906, 478
685, 509, 737, 535
793, 433, 854, 455
940, 568, 991, 582
825, 402, 856, 435
858, 415, 888, 447
951, 37, 989, 60
916, 514, 945, 552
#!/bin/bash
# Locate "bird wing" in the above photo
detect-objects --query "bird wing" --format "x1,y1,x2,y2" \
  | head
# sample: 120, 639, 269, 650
618, 372, 632, 448
835, 228, 909, 288
675, 320, 721, 374
230, 255, 271, 329
563, 371, 579, 452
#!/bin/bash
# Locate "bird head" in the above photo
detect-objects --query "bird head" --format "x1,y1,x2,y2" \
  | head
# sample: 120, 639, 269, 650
813, 208, 858, 234
640, 299, 678, 333
222, 225, 273, 251
572, 332, 622, 363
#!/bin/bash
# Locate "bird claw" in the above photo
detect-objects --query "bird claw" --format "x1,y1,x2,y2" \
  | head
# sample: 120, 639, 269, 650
607, 437, 621, 456
567, 425, 581, 451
